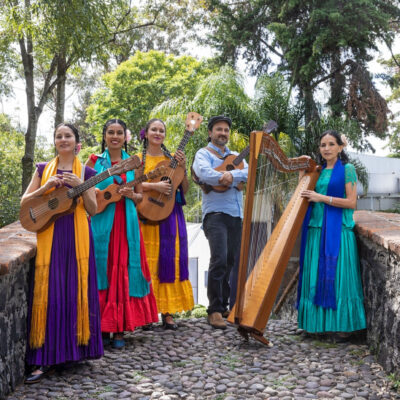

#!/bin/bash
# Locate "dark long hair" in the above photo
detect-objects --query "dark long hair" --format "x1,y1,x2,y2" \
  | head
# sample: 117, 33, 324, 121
318, 129, 349, 165
141, 118, 172, 169
101, 119, 128, 153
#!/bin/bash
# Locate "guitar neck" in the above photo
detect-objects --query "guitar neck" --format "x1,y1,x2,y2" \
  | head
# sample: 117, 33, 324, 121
169, 129, 192, 169
233, 146, 250, 166
121, 173, 149, 189
67, 169, 112, 198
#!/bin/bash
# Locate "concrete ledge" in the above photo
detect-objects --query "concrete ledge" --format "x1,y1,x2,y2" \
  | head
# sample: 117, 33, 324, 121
0, 222, 36, 276
354, 210, 400, 255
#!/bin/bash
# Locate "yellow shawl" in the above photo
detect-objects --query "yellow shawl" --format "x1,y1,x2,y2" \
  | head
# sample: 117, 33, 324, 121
30, 156, 91, 348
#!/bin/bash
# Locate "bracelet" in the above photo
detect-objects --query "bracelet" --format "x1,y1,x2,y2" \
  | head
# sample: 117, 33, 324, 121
329, 196, 333, 205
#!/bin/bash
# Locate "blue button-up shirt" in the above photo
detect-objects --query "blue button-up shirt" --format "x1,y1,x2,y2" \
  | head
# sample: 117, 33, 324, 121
192, 143, 248, 221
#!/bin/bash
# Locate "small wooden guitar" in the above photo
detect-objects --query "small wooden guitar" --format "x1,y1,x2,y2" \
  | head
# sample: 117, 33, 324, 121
20, 156, 141, 232
192, 120, 278, 193
95, 165, 166, 214
137, 112, 203, 221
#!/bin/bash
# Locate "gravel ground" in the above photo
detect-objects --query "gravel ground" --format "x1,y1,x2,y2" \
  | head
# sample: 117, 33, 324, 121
7, 318, 400, 399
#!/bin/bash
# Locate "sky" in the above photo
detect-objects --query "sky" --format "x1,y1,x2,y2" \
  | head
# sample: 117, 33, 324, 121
2, 38, 399, 157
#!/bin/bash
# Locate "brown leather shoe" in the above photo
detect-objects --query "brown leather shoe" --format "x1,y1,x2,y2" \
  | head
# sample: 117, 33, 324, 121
207, 312, 227, 330
222, 310, 230, 318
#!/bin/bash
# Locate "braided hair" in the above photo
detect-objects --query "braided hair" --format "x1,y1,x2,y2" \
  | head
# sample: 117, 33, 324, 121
101, 119, 128, 153
141, 118, 172, 169
318, 129, 349, 165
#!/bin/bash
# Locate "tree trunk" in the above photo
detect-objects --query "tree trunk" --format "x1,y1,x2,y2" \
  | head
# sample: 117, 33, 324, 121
329, 51, 345, 118
20, 35, 39, 193
303, 85, 319, 129
300, 84, 320, 156
54, 52, 67, 127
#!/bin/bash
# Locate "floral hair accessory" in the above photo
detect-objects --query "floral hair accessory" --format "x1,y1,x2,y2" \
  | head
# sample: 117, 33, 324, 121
340, 134, 348, 148
139, 128, 146, 141
75, 143, 82, 155
126, 129, 132, 143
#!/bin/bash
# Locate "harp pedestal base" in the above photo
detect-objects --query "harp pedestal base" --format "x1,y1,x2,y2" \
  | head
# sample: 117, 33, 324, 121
237, 327, 273, 347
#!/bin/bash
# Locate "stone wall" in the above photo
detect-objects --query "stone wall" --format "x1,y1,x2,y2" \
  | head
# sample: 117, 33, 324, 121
275, 211, 400, 374
0, 222, 35, 399
354, 211, 400, 373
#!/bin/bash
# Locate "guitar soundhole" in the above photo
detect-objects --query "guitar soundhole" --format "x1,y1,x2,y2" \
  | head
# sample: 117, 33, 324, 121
104, 191, 112, 200
48, 198, 59, 210
226, 164, 235, 171
160, 176, 172, 184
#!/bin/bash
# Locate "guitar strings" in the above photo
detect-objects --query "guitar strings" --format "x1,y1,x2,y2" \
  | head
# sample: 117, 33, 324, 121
243, 143, 298, 311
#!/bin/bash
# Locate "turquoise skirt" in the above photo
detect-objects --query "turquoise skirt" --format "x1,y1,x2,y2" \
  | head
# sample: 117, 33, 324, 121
297, 227, 366, 333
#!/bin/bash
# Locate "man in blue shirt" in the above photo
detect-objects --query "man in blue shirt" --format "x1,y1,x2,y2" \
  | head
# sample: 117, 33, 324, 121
192, 116, 248, 329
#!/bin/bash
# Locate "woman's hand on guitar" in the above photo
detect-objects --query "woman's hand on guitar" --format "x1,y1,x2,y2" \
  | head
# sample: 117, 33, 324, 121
44, 174, 64, 190
119, 187, 143, 204
174, 150, 186, 169
61, 172, 83, 187
154, 180, 172, 195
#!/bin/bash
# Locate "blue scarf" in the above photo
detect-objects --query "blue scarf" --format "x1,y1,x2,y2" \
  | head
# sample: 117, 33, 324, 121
297, 159, 345, 310
91, 149, 150, 297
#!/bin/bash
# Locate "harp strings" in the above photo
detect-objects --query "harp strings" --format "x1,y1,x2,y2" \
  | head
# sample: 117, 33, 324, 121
244, 150, 298, 307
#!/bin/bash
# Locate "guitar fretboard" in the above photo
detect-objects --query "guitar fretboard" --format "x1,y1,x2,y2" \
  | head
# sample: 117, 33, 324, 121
67, 169, 112, 198
169, 130, 192, 169
233, 146, 250, 166
123, 172, 150, 188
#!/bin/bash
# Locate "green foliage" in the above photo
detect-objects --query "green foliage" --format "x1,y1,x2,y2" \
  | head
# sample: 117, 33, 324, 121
0, 114, 24, 227
0, 114, 52, 228
174, 304, 208, 319
349, 157, 369, 195
389, 373, 400, 392
380, 54, 400, 155
152, 66, 257, 159
86, 50, 216, 145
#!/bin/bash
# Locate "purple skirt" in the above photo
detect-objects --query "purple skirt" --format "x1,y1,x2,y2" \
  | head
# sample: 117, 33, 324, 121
26, 213, 103, 366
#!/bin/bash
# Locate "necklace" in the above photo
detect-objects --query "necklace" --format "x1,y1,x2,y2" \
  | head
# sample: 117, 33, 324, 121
147, 150, 164, 156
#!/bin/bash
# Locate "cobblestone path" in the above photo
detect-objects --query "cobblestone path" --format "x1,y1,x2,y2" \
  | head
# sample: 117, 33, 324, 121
7, 318, 399, 400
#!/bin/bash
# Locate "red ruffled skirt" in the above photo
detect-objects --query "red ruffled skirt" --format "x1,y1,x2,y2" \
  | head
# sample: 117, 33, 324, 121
98, 198, 158, 332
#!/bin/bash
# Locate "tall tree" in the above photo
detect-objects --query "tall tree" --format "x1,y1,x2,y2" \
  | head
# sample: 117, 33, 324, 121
203, 0, 400, 151
1, 0, 123, 190
1, 0, 200, 192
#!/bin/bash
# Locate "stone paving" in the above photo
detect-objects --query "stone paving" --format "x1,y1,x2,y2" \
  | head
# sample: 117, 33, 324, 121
7, 318, 400, 400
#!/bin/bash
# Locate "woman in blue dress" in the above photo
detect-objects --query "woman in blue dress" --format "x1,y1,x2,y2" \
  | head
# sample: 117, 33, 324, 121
298, 130, 366, 341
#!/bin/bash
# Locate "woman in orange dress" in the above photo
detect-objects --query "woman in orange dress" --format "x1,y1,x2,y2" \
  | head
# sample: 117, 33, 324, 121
138, 119, 194, 329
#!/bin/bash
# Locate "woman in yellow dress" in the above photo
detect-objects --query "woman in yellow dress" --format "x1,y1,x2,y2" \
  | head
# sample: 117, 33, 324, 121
137, 118, 194, 329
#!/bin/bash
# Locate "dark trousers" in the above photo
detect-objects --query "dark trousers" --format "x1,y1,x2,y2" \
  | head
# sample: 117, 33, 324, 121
203, 212, 242, 314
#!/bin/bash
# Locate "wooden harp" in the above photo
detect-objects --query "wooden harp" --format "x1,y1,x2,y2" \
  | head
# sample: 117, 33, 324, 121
227, 130, 320, 345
